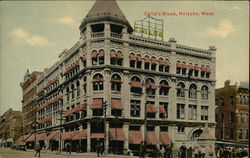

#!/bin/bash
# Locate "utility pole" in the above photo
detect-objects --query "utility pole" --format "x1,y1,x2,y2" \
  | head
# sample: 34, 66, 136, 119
57, 109, 65, 154
102, 101, 108, 154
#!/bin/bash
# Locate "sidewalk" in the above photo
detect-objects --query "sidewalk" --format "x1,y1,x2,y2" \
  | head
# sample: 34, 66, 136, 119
25, 149, 137, 157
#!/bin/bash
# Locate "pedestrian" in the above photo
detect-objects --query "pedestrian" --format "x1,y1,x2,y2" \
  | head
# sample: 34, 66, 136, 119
100, 141, 104, 155
34, 142, 41, 157
96, 141, 100, 157
65, 142, 71, 154
180, 143, 187, 158
160, 147, 165, 158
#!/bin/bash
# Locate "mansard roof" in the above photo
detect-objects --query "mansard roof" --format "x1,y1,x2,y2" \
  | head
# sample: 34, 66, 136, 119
80, 0, 133, 32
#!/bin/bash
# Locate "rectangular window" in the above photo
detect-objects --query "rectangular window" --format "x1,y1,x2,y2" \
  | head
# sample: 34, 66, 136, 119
177, 126, 185, 133
160, 126, 168, 132
201, 106, 208, 120
130, 100, 140, 117
177, 104, 185, 119
188, 105, 197, 120
215, 114, 218, 122
230, 96, 234, 106
230, 128, 234, 139
159, 102, 168, 119
221, 113, 224, 123
230, 112, 235, 123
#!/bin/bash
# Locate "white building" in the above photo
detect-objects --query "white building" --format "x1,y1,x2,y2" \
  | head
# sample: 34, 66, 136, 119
34, 0, 216, 155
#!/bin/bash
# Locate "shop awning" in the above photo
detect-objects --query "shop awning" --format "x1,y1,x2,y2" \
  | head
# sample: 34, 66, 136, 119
194, 65, 199, 71
110, 51, 117, 58
144, 57, 150, 63
130, 81, 142, 88
176, 62, 182, 68
91, 51, 98, 59
160, 132, 171, 145
111, 99, 123, 110
37, 133, 47, 141
72, 129, 87, 140
188, 64, 194, 70
182, 63, 188, 69
61, 131, 79, 140
159, 106, 166, 114
145, 83, 156, 90
109, 128, 126, 141
129, 54, 136, 61
206, 67, 211, 73
201, 65, 206, 72
47, 131, 59, 141
147, 105, 157, 113
159, 59, 166, 66
117, 52, 123, 59
99, 50, 104, 57
129, 131, 142, 144
160, 84, 171, 88
16, 134, 31, 142
25, 134, 35, 142
91, 98, 103, 109
151, 58, 157, 65
90, 133, 104, 139
136, 55, 142, 61
147, 131, 160, 145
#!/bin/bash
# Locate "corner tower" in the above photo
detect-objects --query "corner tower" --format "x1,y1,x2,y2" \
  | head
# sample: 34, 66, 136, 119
79, 0, 133, 39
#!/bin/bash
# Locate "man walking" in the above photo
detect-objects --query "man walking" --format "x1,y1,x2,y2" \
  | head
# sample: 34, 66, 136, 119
34, 141, 41, 157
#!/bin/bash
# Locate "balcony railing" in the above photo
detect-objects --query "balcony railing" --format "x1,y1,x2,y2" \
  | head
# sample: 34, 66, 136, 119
91, 32, 104, 38
110, 32, 122, 39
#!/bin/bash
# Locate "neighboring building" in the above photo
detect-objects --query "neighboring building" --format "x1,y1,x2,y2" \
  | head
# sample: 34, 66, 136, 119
32, 0, 216, 154
20, 70, 43, 135
215, 80, 249, 143
0, 108, 23, 146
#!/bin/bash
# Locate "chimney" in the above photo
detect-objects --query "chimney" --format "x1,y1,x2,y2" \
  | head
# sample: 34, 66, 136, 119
224, 80, 231, 87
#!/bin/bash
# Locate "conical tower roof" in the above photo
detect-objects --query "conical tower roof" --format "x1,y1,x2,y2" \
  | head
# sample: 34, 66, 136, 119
80, 0, 133, 32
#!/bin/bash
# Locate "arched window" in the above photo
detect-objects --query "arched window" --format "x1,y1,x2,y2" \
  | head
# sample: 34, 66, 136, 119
144, 56, 150, 70
201, 85, 209, 100
194, 64, 199, 77
182, 62, 187, 75
130, 76, 142, 93
206, 65, 211, 78
91, 50, 98, 65
159, 58, 165, 72
98, 49, 105, 65
189, 84, 197, 99
190, 129, 203, 140
200, 65, 206, 77
177, 82, 185, 98
129, 53, 136, 68
83, 76, 87, 93
145, 78, 156, 95
76, 81, 80, 97
165, 59, 170, 73
188, 63, 194, 76
71, 84, 75, 99
159, 80, 170, 96
110, 50, 123, 66
176, 61, 182, 74
136, 54, 142, 69
92, 74, 104, 91
111, 74, 122, 92
151, 57, 157, 71
117, 51, 123, 66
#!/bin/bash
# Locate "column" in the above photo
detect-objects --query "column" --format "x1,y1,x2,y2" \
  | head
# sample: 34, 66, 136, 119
155, 126, 160, 149
87, 122, 91, 152
124, 123, 129, 154
105, 122, 109, 154
123, 71, 130, 118
104, 68, 111, 117
104, 23, 110, 38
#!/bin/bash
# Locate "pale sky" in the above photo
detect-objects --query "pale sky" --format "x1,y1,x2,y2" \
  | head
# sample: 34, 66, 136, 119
0, 1, 249, 115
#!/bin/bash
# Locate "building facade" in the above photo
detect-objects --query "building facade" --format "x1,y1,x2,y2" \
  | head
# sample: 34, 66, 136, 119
0, 109, 23, 146
33, 0, 216, 154
20, 70, 43, 135
215, 80, 249, 143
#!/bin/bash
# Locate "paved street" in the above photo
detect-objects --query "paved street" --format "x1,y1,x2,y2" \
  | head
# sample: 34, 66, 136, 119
0, 148, 137, 158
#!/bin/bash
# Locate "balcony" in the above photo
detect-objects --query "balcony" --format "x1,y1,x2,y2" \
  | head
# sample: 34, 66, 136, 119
91, 32, 104, 38
110, 32, 122, 39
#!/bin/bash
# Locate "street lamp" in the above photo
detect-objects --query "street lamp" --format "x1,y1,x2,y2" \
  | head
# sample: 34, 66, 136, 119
32, 120, 39, 149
